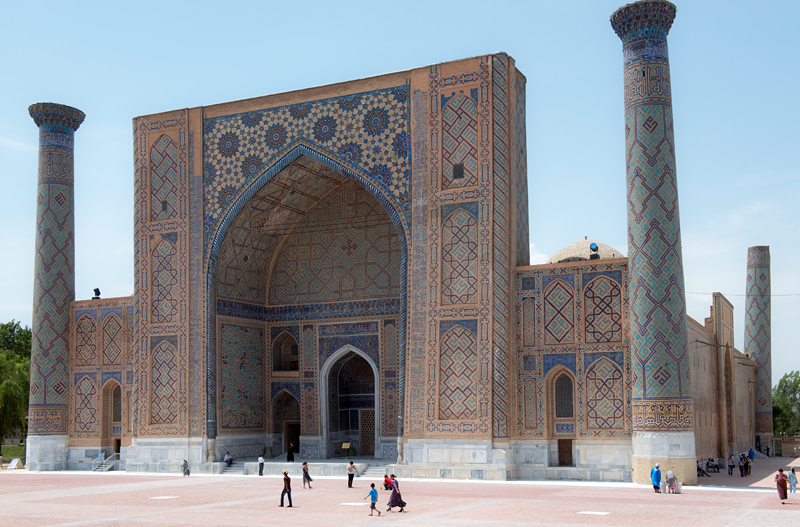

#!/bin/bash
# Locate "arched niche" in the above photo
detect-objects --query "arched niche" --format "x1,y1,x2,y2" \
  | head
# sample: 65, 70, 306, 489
272, 332, 299, 372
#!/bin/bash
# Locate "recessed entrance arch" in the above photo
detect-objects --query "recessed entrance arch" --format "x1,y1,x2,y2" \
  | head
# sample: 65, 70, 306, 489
206, 144, 408, 455
320, 345, 380, 459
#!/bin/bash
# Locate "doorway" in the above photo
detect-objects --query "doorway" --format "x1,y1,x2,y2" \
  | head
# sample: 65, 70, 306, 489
558, 439, 572, 466
114, 438, 121, 455
284, 422, 300, 454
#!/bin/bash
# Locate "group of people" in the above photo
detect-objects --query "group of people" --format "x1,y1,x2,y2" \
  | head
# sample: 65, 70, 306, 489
275, 461, 407, 515
650, 463, 679, 493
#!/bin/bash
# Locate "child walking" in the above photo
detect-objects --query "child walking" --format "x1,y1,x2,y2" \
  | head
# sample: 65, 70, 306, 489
364, 483, 381, 516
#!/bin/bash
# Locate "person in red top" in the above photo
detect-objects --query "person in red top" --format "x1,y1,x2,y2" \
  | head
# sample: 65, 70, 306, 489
383, 474, 393, 490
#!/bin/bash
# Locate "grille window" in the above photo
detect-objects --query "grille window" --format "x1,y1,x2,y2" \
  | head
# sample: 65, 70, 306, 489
453, 163, 464, 179
161, 200, 169, 212
112, 385, 122, 422
555, 374, 574, 418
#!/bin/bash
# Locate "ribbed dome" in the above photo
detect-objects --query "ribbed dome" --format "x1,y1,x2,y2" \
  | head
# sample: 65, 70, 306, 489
546, 239, 622, 264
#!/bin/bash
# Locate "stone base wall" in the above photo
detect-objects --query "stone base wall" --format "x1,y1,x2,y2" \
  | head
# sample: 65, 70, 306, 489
67, 446, 129, 471
393, 438, 633, 482
215, 434, 271, 461
124, 437, 209, 472
632, 431, 698, 485
242, 461, 368, 477
25, 435, 68, 471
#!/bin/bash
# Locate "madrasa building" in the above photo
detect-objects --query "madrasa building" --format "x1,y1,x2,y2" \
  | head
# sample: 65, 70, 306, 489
24, 0, 773, 485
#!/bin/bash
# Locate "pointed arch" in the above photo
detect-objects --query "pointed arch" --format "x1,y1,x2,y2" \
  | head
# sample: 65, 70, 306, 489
319, 345, 380, 458
272, 331, 299, 372
206, 144, 408, 440
546, 365, 577, 437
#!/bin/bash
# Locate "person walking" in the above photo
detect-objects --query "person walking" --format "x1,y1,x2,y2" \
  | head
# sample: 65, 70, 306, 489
789, 467, 797, 494
287, 442, 295, 463
727, 455, 735, 476
651, 463, 662, 492
182, 459, 190, 476
258, 454, 264, 476
364, 483, 381, 516
302, 461, 313, 489
347, 461, 357, 488
738, 455, 745, 477
386, 474, 406, 512
776, 468, 789, 504
280, 471, 293, 507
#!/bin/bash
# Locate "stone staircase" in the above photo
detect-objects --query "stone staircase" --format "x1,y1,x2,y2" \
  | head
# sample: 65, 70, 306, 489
360, 464, 388, 479
220, 462, 242, 475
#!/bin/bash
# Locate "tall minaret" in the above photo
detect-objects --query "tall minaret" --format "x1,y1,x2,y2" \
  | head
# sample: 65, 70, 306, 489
26, 103, 84, 471
611, 1, 696, 485
744, 246, 772, 448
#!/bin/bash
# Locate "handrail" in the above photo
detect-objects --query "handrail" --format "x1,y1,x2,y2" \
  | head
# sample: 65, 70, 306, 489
92, 452, 120, 471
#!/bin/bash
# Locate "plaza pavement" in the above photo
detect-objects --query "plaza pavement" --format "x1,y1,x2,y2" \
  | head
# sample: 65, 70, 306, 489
1, 456, 798, 526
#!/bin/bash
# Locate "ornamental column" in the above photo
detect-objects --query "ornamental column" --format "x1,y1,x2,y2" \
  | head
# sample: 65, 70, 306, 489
611, 1, 697, 485
744, 246, 772, 449
26, 103, 85, 471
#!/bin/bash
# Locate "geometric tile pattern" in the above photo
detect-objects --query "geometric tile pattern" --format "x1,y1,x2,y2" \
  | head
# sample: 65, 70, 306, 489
102, 314, 124, 365
439, 323, 477, 420
203, 85, 411, 253
617, 12, 693, 431
219, 322, 264, 433
150, 134, 179, 222
544, 280, 575, 345
150, 337, 178, 425
744, 246, 772, 433
269, 181, 401, 305
515, 261, 632, 440
28, 103, 84, 435
514, 72, 529, 266
75, 315, 97, 367
441, 92, 478, 189
150, 235, 179, 324
586, 357, 625, 429
73, 374, 98, 435
584, 276, 622, 343
492, 54, 512, 438
441, 206, 479, 305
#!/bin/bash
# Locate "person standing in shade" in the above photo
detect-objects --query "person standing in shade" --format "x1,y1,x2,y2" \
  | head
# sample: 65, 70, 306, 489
347, 461, 357, 488
776, 468, 789, 504
386, 474, 406, 512
302, 461, 313, 489
651, 463, 661, 493
287, 442, 295, 463
280, 471, 293, 507
258, 454, 264, 476
363, 483, 381, 516
789, 467, 797, 494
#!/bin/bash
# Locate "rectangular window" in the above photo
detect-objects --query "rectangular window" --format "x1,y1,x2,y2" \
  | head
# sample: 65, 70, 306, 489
453, 163, 464, 179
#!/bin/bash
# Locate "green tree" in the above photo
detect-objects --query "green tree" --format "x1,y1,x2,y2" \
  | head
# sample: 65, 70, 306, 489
0, 320, 32, 359
0, 350, 30, 448
773, 371, 800, 436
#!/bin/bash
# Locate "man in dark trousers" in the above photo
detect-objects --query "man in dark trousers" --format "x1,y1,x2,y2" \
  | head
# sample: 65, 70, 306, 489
347, 461, 356, 488
280, 471, 292, 507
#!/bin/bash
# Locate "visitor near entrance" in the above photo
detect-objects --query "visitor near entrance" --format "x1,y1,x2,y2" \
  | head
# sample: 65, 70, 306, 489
364, 483, 381, 516
287, 443, 294, 463
776, 469, 789, 504
347, 461, 356, 488
302, 462, 313, 489
258, 455, 264, 476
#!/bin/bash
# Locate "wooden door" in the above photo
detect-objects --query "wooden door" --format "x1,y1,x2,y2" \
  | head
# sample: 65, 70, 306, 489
558, 439, 572, 467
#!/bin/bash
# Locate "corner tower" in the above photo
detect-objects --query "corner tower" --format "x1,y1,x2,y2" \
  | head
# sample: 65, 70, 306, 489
744, 246, 772, 448
26, 103, 85, 470
610, 1, 696, 484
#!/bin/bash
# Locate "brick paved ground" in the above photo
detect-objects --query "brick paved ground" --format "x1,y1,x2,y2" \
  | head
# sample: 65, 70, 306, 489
1, 457, 798, 526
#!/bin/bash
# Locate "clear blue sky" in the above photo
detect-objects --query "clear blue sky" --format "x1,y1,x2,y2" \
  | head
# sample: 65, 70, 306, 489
1, 0, 797, 383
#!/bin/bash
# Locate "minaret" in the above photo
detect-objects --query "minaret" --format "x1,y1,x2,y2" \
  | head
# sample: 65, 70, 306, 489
26, 103, 85, 471
744, 246, 772, 448
611, 1, 697, 485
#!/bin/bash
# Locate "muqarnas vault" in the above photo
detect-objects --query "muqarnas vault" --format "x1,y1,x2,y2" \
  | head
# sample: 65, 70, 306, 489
26, 0, 768, 485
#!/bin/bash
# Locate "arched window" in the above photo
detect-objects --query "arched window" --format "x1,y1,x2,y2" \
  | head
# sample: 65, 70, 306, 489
273, 332, 299, 371
554, 374, 574, 418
